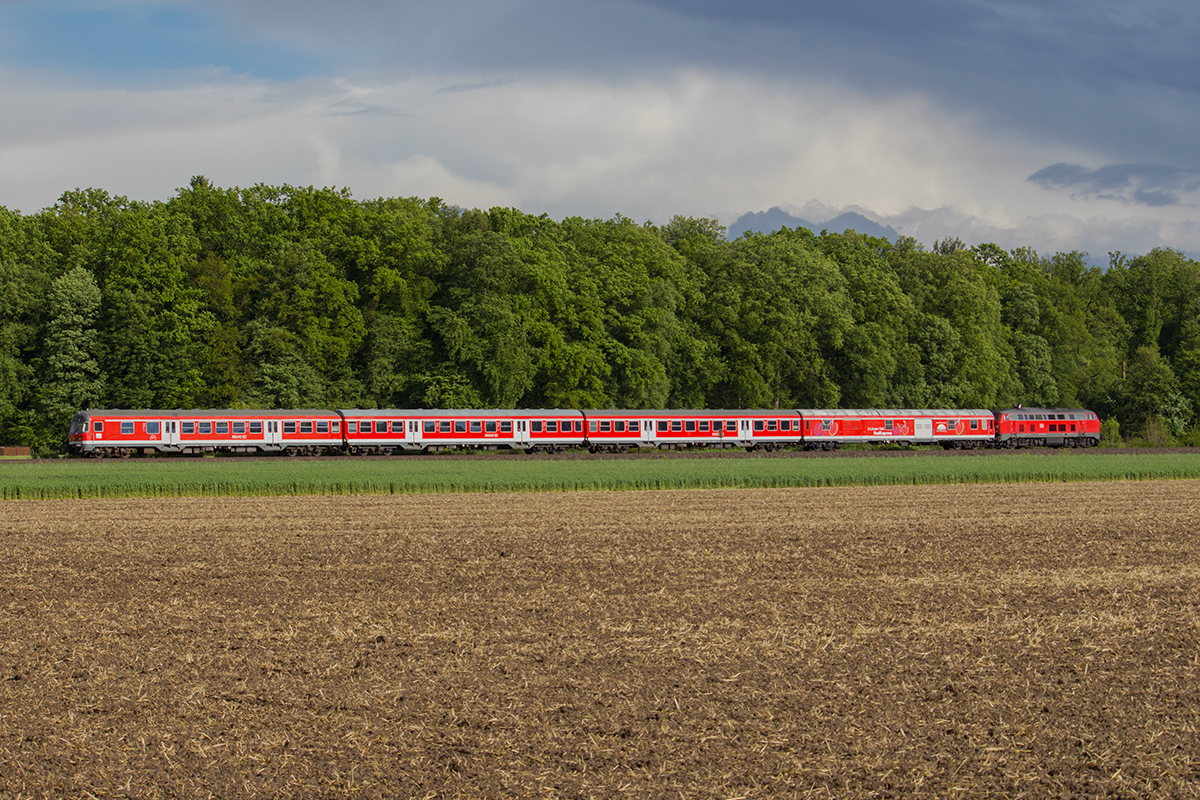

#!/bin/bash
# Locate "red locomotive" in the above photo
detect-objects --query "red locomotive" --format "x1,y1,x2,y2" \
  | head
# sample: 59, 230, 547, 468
993, 407, 1101, 448
66, 406, 1102, 457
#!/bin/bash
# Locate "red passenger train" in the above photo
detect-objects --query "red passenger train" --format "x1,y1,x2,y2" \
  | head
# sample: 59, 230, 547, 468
66, 406, 1101, 457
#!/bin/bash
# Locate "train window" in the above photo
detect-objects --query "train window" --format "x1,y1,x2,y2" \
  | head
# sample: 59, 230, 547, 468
629, 421, 639, 432
501, 421, 512, 433
671, 421, 682, 432
547, 421, 558, 433
1071, 424, 1077, 432
146, 421, 160, 435
600, 421, 611, 432
1018, 424, 1025, 433
766, 420, 777, 431
726, 421, 737, 433
439, 421, 451, 433
215, 422, 228, 434
121, 421, 135, 435
372, 421, 385, 434
658, 421, 669, 432
205, 422, 218, 435
685, 420, 696, 432
574, 420, 583, 432
970, 420, 978, 430
347, 421, 357, 434
531, 421, 543, 433
885, 419, 894, 430
181, 421, 193, 435
454, 421, 467, 433
423, 421, 435, 433
615, 421, 626, 433
753, 420, 764, 432
332, 422, 340, 433
486, 421, 497, 433
299, 422, 312, 434
471, 421, 482, 433
233, 421, 246, 434
316, 421, 329, 434
250, 421, 262, 434
699, 420, 710, 432
590, 420, 598, 432
779, 420, 789, 432
93, 421, 104, 433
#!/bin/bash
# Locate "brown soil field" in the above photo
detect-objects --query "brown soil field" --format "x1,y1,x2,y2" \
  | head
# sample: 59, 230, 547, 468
2, 482, 1199, 799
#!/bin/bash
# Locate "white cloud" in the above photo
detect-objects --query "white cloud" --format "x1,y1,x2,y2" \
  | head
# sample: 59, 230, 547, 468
0, 64, 1196, 257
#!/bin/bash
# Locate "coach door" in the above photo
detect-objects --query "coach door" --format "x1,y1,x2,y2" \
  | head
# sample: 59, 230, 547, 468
915, 418, 933, 443
265, 420, 282, 447
161, 419, 179, 447
514, 419, 530, 448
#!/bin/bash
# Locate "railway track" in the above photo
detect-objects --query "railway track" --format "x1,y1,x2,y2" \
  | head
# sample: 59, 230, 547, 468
24, 446, 1188, 464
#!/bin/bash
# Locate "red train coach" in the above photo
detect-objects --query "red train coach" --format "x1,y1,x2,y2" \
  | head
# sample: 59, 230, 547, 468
340, 409, 587, 453
67, 409, 342, 457
994, 407, 1101, 448
798, 409, 995, 449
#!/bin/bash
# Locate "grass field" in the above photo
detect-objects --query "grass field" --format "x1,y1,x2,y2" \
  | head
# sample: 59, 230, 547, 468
3, 482, 1198, 797
4, 450, 1200, 499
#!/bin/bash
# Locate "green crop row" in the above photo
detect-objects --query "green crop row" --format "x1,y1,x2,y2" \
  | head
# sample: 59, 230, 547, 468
4, 451, 1200, 500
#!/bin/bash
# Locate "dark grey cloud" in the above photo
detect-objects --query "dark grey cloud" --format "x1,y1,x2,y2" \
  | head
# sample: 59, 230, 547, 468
1028, 163, 1200, 206
203, 0, 1200, 173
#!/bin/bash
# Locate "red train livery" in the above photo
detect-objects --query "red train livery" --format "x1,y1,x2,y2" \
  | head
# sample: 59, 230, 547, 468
994, 407, 1101, 448
67, 406, 1101, 457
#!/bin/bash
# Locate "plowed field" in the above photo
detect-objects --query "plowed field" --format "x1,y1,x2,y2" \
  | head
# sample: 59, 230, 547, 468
3, 482, 1199, 798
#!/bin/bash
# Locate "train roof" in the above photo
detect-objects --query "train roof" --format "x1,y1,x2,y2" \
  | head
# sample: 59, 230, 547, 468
74, 409, 340, 418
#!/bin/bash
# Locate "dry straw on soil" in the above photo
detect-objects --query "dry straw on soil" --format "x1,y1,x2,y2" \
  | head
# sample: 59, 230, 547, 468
2, 481, 1199, 798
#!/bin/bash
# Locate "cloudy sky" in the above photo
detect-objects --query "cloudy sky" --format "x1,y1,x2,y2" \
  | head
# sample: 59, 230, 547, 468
2, 0, 1198, 258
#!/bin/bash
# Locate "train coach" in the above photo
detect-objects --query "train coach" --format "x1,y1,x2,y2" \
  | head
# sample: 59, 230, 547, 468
67, 409, 343, 457
67, 405, 1102, 457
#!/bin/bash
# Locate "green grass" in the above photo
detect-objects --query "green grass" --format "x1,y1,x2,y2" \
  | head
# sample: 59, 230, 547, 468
4, 450, 1200, 500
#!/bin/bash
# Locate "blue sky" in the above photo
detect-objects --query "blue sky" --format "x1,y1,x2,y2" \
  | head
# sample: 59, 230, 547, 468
1, 0, 1198, 257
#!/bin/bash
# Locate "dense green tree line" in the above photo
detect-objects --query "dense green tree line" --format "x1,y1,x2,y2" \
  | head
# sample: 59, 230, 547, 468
3, 177, 1198, 454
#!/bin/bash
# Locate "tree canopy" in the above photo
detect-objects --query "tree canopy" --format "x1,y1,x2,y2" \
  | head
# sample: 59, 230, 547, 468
3, 179, 1198, 453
